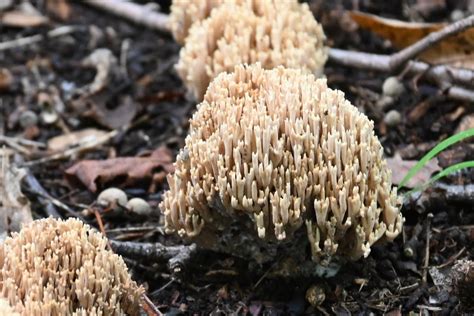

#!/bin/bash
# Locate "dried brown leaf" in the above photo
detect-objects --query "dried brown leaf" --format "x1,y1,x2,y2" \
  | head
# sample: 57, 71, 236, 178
0, 68, 12, 91
387, 154, 440, 188
350, 11, 474, 69
47, 128, 108, 152
65, 146, 175, 192
0, 10, 48, 27
46, 0, 71, 20
0, 151, 33, 241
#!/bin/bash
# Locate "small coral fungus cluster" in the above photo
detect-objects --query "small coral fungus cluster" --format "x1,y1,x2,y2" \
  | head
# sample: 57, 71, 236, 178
0, 218, 143, 315
169, 0, 327, 100
160, 63, 404, 263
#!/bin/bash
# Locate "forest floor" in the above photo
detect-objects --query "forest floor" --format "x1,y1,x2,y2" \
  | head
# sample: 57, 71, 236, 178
0, 0, 473, 315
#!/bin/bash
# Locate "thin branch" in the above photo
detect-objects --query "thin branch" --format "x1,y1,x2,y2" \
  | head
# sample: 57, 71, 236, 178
84, 0, 170, 33
422, 213, 433, 285
329, 48, 474, 102
0, 26, 79, 51
329, 48, 474, 87
329, 48, 392, 72
141, 294, 163, 316
109, 240, 197, 274
390, 15, 474, 70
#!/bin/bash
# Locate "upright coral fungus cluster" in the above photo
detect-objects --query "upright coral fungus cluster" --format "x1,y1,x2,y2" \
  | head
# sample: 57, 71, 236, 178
0, 218, 143, 315
160, 64, 403, 263
169, 0, 225, 44
170, 0, 327, 100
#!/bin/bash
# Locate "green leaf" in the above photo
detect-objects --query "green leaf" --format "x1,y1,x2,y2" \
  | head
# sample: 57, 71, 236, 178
398, 128, 474, 189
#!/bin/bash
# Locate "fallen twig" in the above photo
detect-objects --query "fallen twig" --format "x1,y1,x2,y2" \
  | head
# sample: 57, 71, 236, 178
329, 48, 474, 87
389, 15, 474, 70
329, 49, 474, 102
142, 294, 163, 316
84, 0, 170, 33
0, 26, 80, 51
422, 213, 433, 285
436, 246, 466, 269
109, 240, 197, 274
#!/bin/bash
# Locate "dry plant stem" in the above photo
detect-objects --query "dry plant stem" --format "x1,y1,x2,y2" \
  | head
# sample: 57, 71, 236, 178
84, 0, 170, 32
142, 294, 163, 316
329, 48, 474, 85
109, 240, 197, 273
0, 26, 78, 51
436, 246, 466, 269
389, 15, 474, 70
422, 213, 433, 285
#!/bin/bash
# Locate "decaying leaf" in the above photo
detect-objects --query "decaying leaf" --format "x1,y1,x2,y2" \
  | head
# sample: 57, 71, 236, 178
0, 68, 12, 91
46, 0, 71, 20
350, 11, 474, 69
65, 146, 174, 192
0, 151, 33, 241
0, 10, 48, 27
387, 154, 441, 188
47, 128, 108, 152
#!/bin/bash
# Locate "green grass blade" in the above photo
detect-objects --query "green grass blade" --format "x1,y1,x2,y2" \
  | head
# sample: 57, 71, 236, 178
404, 160, 474, 196
428, 160, 474, 184
398, 128, 474, 189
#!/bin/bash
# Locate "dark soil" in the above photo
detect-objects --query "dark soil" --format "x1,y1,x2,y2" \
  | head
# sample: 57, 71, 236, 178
1, 0, 473, 315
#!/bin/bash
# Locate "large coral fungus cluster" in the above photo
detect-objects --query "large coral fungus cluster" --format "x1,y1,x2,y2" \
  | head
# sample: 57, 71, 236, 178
0, 218, 143, 315
171, 0, 327, 100
160, 64, 403, 263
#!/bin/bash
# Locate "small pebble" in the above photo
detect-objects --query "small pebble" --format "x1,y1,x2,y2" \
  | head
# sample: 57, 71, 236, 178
19, 110, 38, 128
450, 9, 465, 22
382, 77, 405, 98
384, 110, 402, 127
126, 198, 152, 216
97, 187, 128, 210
